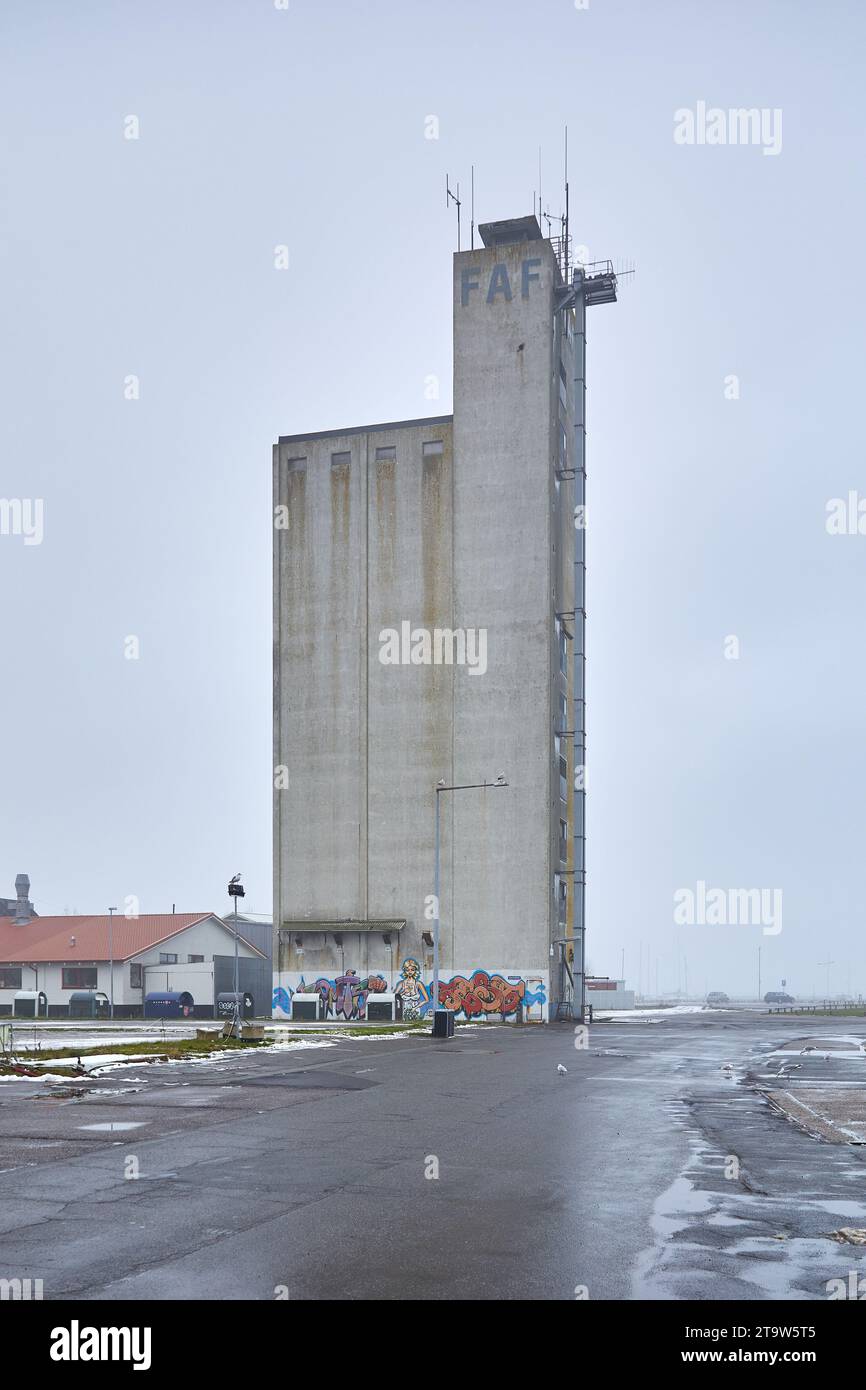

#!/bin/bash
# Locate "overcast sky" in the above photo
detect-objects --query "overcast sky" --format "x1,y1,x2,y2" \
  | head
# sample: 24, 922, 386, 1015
2, 0, 864, 999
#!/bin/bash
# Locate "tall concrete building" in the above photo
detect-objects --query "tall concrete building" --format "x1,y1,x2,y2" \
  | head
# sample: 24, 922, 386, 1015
273, 215, 590, 1023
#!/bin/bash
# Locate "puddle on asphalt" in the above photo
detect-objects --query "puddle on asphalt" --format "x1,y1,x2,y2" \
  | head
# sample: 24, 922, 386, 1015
633, 1114, 866, 1299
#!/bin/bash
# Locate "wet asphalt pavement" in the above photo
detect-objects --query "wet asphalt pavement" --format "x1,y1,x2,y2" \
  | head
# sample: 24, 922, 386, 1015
1, 1010, 865, 1301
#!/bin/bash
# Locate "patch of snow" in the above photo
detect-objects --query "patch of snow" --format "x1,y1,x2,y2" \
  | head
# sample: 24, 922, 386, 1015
594, 1005, 708, 1021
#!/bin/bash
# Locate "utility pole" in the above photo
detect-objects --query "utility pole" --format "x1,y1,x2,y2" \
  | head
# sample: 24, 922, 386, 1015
818, 959, 834, 1002
433, 777, 508, 1033
228, 874, 245, 1037
107, 907, 116, 1020
758, 945, 761, 1003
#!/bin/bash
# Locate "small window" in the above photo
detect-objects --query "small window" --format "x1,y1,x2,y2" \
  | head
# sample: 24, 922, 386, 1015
375, 446, 396, 461
62, 967, 97, 989
158, 952, 178, 965
187, 954, 204, 964
0, 967, 22, 989
422, 440, 444, 456
330, 451, 350, 467
555, 874, 567, 921
130, 963, 143, 989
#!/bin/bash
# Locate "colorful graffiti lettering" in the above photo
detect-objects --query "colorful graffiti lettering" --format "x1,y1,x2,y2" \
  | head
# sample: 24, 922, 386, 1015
286, 971, 389, 1021
437, 970, 535, 1019
273, 968, 547, 1021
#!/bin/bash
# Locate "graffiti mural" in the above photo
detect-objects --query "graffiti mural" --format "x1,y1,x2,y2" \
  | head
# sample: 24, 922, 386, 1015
273, 967, 548, 1021
439, 970, 517, 1018
393, 958, 430, 1020
273, 985, 292, 1017
272, 970, 388, 1021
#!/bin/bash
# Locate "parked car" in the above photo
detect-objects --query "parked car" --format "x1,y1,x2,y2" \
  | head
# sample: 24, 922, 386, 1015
764, 991, 795, 1004
706, 991, 730, 1005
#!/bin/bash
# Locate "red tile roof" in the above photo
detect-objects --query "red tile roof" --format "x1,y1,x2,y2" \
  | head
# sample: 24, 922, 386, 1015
0, 913, 264, 963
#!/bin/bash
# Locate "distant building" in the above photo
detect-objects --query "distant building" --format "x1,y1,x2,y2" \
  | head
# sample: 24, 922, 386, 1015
585, 977, 635, 1011
273, 215, 587, 1022
221, 909, 272, 962
0, 877, 270, 1017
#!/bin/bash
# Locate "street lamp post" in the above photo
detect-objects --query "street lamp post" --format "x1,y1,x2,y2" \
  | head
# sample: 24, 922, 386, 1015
819, 958, 834, 1003
432, 776, 508, 1032
228, 875, 245, 1038
108, 907, 116, 1020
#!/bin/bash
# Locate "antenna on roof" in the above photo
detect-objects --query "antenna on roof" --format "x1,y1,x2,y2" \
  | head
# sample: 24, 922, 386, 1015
470, 165, 475, 250
614, 256, 637, 289
446, 174, 462, 251
564, 124, 570, 283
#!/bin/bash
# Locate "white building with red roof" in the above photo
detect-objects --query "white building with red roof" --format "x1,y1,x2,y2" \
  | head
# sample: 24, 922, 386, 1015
0, 876, 270, 1018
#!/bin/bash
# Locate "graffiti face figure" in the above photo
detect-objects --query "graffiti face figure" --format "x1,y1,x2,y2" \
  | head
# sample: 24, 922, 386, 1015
395, 958, 430, 1020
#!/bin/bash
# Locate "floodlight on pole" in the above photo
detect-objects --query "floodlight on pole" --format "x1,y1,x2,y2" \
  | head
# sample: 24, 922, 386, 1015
227, 874, 245, 1038
432, 777, 509, 1036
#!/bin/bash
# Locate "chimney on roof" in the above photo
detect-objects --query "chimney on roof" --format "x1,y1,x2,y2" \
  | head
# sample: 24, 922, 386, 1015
14, 873, 31, 926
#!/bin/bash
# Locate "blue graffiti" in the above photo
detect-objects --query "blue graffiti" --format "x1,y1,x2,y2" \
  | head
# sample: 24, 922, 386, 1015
273, 986, 292, 1015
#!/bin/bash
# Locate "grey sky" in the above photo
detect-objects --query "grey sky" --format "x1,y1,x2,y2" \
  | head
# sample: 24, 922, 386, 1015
2, 0, 864, 998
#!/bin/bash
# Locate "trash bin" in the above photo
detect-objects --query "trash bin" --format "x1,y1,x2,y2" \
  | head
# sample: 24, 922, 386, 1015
216, 992, 254, 1021
367, 993, 396, 1023
432, 1009, 454, 1039
68, 991, 110, 1019
143, 990, 195, 1019
13, 990, 48, 1018
291, 992, 324, 1021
